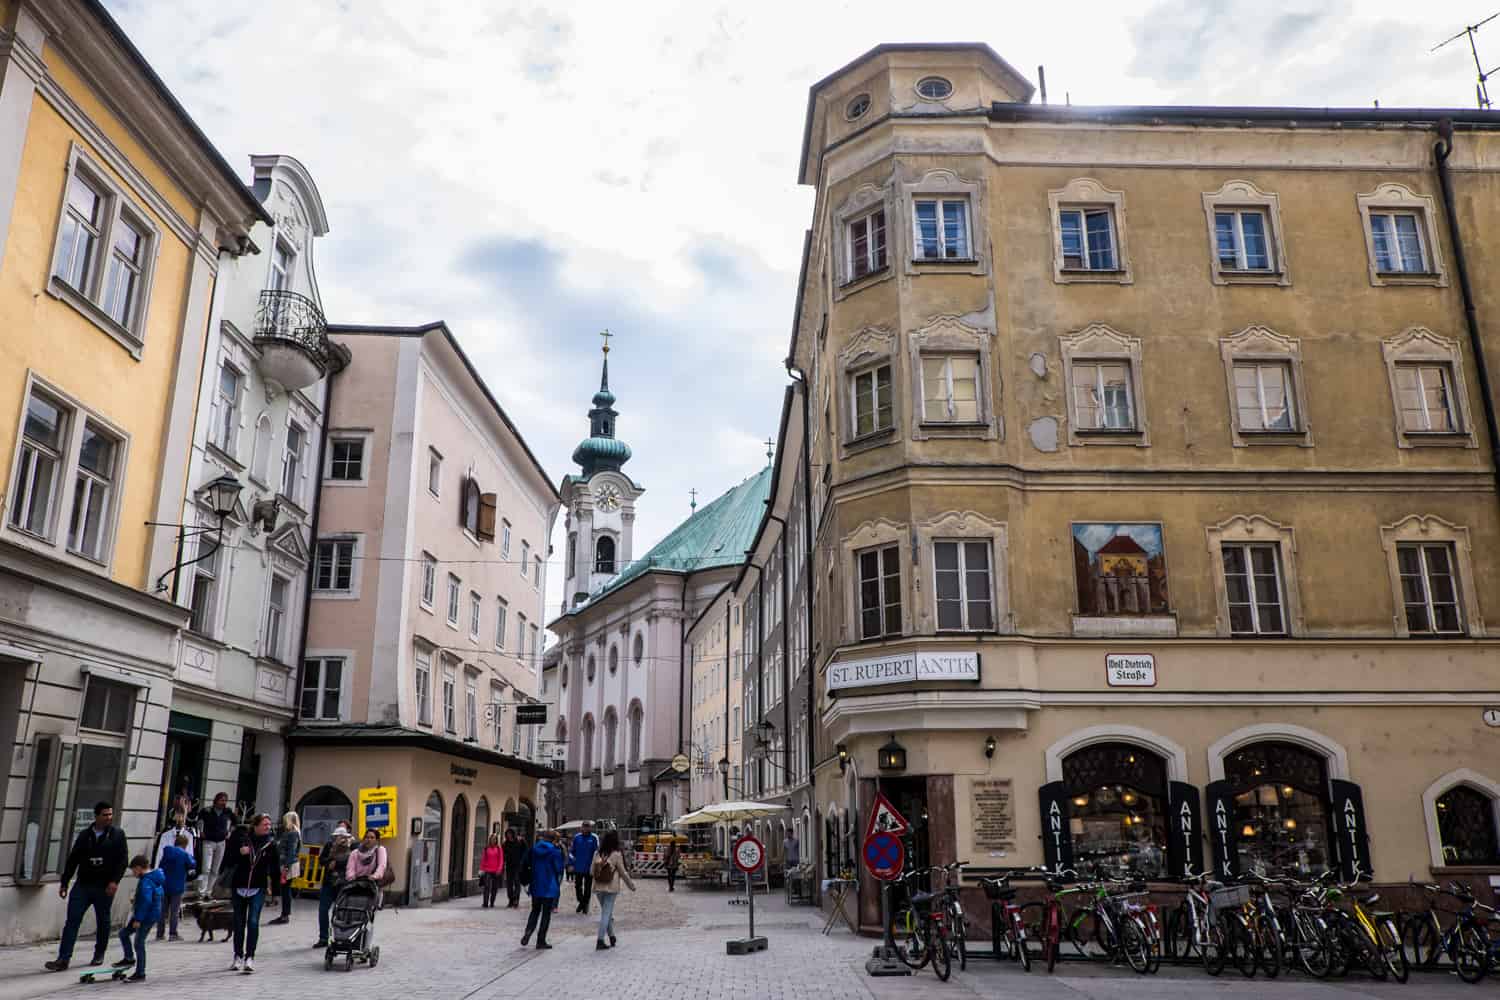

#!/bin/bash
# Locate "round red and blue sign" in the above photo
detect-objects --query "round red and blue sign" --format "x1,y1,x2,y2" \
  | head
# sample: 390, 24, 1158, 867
862, 831, 904, 881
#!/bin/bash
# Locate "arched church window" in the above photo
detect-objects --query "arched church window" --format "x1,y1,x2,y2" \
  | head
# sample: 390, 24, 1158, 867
608, 647, 619, 675
627, 700, 644, 770
566, 533, 576, 579
596, 536, 616, 574
633, 633, 644, 665
586, 655, 596, 684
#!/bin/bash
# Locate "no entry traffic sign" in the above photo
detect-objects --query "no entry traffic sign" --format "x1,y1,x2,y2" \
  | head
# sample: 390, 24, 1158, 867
863, 831, 904, 881
733, 834, 765, 874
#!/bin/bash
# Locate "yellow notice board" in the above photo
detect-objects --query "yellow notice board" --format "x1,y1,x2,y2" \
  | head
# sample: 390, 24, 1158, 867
358, 786, 398, 840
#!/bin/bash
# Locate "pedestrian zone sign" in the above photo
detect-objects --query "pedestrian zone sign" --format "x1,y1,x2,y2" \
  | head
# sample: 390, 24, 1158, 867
863, 791, 909, 840
358, 786, 397, 839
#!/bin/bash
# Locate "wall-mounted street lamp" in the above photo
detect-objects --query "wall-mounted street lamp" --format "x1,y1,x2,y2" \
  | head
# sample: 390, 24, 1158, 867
877, 734, 906, 772
836, 743, 849, 775
984, 735, 996, 759
151, 474, 243, 600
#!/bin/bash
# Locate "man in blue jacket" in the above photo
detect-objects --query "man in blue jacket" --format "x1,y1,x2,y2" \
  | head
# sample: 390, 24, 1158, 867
520, 831, 566, 950
114, 855, 163, 982
568, 821, 600, 914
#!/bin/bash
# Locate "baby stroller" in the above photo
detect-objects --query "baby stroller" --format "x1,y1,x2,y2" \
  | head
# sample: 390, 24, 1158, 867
324, 877, 381, 971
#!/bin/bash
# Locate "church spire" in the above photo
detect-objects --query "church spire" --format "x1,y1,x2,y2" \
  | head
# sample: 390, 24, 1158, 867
572, 330, 632, 477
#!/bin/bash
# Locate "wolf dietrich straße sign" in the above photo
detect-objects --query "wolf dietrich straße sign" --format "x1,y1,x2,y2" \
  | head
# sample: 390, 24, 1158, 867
826, 650, 980, 692
1105, 653, 1156, 687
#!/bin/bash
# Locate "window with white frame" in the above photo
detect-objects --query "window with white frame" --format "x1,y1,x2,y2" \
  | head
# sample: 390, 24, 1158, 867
268, 240, 294, 292
466, 680, 478, 740
513, 698, 523, 754
212, 363, 242, 457
428, 448, 442, 496
912, 197, 970, 260
1059, 206, 1118, 271
490, 683, 504, 748
1202, 181, 1289, 286
281, 420, 305, 502
1221, 542, 1286, 635
1070, 360, 1135, 430
313, 539, 355, 593
469, 591, 481, 639
857, 544, 901, 640
442, 671, 456, 734
1370, 211, 1428, 274
847, 208, 887, 280
520, 541, 530, 577
1233, 361, 1297, 432
1397, 542, 1463, 635
850, 363, 893, 437
420, 553, 436, 608
188, 529, 220, 635
415, 649, 432, 726
921, 354, 980, 423
517, 614, 528, 660
328, 437, 365, 482
932, 540, 993, 631
1395, 363, 1458, 433
10, 392, 68, 539
534, 555, 542, 585
55, 170, 105, 293
495, 598, 508, 648
501, 520, 512, 557
1214, 209, 1274, 271
1358, 184, 1446, 287
264, 575, 289, 661
101, 217, 148, 330
300, 657, 344, 721
61, 419, 118, 560
446, 573, 460, 625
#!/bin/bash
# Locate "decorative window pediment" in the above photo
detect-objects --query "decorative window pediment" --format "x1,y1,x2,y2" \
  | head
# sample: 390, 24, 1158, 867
1378, 514, 1484, 637
912, 509, 1011, 634
1357, 183, 1447, 287
833, 182, 895, 296
841, 518, 910, 643
1059, 323, 1148, 447
1202, 180, 1290, 286
1204, 514, 1303, 637
907, 314, 998, 442
1219, 325, 1312, 447
1049, 178, 1132, 285
900, 168, 987, 276
1380, 327, 1476, 449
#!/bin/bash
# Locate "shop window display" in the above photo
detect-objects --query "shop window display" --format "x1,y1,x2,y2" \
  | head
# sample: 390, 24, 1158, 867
1436, 785, 1500, 865
1225, 741, 1332, 877
1061, 742, 1168, 877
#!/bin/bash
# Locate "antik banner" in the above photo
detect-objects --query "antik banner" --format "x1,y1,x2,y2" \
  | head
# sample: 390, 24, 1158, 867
826, 650, 980, 692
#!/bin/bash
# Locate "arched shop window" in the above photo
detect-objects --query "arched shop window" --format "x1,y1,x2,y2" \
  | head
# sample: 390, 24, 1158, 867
423, 791, 444, 882
1062, 742, 1168, 877
473, 797, 490, 876
295, 786, 353, 846
1437, 785, 1500, 865
1225, 741, 1331, 877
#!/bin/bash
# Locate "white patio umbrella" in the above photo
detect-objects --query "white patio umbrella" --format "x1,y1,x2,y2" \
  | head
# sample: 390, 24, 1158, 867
687, 800, 787, 823
555, 819, 588, 832
671, 808, 711, 827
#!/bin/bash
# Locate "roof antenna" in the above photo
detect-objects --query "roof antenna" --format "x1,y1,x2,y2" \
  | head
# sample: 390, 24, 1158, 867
1432, 12, 1500, 109
1037, 65, 1048, 105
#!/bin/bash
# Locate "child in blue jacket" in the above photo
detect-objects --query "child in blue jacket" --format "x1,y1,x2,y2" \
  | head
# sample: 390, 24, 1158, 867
155, 834, 195, 941
115, 855, 163, 981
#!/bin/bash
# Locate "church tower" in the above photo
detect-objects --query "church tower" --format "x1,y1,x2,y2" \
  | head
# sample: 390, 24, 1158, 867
559, 333, 642, 609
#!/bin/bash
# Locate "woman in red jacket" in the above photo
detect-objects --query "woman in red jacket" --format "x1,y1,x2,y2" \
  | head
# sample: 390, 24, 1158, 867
480, 833, 503, 908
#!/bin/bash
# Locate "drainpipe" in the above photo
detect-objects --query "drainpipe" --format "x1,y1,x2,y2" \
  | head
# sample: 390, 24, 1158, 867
724, 594, 731, 799
766, 513, 790, 792
678, 575, 689, 754
787, 364, 817, 884
1434, 120, 1500, 507
282, 352, 345, 815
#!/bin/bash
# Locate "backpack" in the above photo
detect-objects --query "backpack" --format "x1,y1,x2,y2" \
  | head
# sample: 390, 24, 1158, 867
593, 853, 615, 888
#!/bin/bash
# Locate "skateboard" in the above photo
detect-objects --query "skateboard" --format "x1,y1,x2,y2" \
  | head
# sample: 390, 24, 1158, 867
77, 963, 130, 983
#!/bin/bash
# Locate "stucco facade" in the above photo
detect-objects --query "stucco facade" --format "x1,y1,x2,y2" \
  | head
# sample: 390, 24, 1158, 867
786, 44, 1500, 923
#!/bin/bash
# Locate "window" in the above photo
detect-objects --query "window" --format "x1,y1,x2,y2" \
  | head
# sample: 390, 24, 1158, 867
1233, 362, 1296, 431
915, 76, 952, 100
595, 536, 616, 574
500, 520, 511, 557
495, 599, 508, 648
1222, 543, 1285, 635
212, 363, 242, 456
101, 217, 147, 329
415, 650, 432, 726
586, 654, 596, 684
633, 633, 644, 665
520, 541, 530, 577
10, 392, 67, 538
845, 93, 870, 120
581, 715, 595, 772
1437, 785, 1500, 865
1215, 209, 1273, 271
300, 658, 344, 721
857, 544, 901, 639
1397, 543, 1463, 635
1218, 326, 1311, 447
442, 672, 456, 734
1059, 207, 1117, 271
608, 646, 619, 675
512, 700, 523, 754
912, 197, 969, 259
469, 591, 482, 639
1395, 364, 1456, 433
517, 614, 528, 659
188, 530, 220, 635
1370, 212, 1427, 273
534, 556, 542, 584
446, 574, 460, 625
628, 702, 643, 770
1062, 743, 1169, 878
80, 678, 133, 733
264, 575, 289, 661
603, 708, 618, 772
491, 684, 504, 748
269, 240, 294, 292
56, 170, 104, 292
420, 554, 436, 608
428, 449, 442, 496
1225, 741, 1332, 878
328, 438, 365, 481
314, 539, 355, 593
933, 540, 993, 631
465, 681, 478, 741
422, 792, 443, 883
921, 355, 979, 422
847, 208, 887, 280
281, 421, 305, 502
850, 364, 893, 437
462, 477, 481, 536
1070, 360, 1135, 430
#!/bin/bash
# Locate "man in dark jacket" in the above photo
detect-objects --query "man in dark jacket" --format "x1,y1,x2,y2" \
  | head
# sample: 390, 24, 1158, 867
569, 822, 600, 914
501, 829, 526, 908
197, 792, 233, 894
44, 801, 129, 972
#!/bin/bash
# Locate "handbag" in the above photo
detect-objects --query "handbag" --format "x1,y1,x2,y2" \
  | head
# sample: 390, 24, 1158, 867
289, 860, 302, 880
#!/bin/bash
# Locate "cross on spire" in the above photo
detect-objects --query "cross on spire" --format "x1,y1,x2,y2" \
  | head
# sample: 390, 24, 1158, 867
689, 488, 698, 512
599, 328, 613, 355
765, 437, 775, 464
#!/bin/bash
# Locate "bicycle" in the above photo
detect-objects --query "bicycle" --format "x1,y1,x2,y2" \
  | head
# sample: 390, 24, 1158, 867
1402, 881, 1491, 982
1322, 872, 1407, 982
1264, 873, 1335, 977
892, 867, 953, 981
1165, 868, 1249, 976
979, 874, 1033, 972
934, 860, 970, 972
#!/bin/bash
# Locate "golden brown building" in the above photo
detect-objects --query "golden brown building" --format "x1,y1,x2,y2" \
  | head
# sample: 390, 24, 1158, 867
789, 43, 1500, 919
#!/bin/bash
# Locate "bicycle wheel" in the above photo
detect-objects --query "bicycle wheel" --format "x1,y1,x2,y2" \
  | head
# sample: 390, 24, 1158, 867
1044, 902, 1062, 974
1455, 922, 1489, 984
1017, 902, 1045, 969
1225, 913, 1256, 978
1255, 919, 1281, 979
1069, 910, 1099, 959
1119, 917, 1150, 974
1203, 917, 1229, 977
1014, 914, 1032, 973
1350, 922, 1386, 981
897, 910, 926, 970
1376, 916, 1407, 984
990, 903, 1006, 960
930, 922, 952, 982
949, 915, 967, 972
1143, 911, 1162, 974
1165, 904, 1194, 961
1296, 913, 1332, 978
1403, 912, 1440, 971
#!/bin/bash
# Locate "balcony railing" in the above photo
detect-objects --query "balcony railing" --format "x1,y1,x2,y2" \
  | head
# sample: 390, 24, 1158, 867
253, 289, 345, 386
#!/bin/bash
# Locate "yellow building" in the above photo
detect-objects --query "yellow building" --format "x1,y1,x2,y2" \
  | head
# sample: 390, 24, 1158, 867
0, 0, 264, 943
787, 44, 1500, 925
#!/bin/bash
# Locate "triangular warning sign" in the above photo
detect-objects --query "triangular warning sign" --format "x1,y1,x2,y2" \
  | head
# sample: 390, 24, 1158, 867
864, 791, 910, 840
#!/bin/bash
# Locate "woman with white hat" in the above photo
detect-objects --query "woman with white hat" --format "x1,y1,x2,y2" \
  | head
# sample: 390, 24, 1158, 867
312, 823, 354, 949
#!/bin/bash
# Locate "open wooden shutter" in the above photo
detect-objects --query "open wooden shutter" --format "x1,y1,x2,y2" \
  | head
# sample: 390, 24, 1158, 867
477, 493, 497, 542
1330, 780, 1373, 880
1204, 779, 1240, 879
1037, 781, 1073, 871
1166, 781, 1204, 878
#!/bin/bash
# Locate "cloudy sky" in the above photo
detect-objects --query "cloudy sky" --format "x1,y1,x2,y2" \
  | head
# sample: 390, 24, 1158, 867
105, 0, 1491, 623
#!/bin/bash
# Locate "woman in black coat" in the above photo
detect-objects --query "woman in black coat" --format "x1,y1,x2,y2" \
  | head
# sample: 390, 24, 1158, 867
225, 814, 279, 973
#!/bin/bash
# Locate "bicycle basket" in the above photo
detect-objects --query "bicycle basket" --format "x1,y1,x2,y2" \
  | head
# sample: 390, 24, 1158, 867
1209, 884, 1250, 914
980, 878, 1012, 901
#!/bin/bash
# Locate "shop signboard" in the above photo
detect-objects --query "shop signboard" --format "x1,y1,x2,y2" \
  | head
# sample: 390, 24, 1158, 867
826, 650, 978, 693
1204, 780, 1239, 879
357, 786, 398, 840
515, 703, 548, 725
1036, 782, 1074, 871
1330, 780, 1372, 881
1166, 781, 1204, 878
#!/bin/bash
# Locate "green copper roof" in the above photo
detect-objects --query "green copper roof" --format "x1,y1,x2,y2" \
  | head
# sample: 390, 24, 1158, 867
566, 465, 772, 614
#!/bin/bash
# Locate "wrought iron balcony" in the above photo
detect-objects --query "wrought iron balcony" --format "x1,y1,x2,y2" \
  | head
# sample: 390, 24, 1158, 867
252, 289, 345, 390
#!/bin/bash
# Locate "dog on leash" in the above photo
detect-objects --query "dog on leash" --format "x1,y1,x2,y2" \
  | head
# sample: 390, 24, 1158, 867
188, 898, 233, 942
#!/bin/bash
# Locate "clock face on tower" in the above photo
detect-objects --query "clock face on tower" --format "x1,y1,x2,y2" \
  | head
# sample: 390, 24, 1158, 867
594, 484, 622, 511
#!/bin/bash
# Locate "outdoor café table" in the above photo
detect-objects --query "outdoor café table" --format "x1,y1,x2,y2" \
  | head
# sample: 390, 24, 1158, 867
820, 878, 858, 935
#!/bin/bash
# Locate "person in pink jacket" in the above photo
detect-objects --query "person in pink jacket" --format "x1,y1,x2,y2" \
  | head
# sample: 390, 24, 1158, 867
480, 833, 503, 908
346, 830, 387, 883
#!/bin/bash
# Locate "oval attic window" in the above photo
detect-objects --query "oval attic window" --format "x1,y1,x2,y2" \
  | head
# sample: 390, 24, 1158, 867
916, 76, 953, 101
845, 93, 871, 121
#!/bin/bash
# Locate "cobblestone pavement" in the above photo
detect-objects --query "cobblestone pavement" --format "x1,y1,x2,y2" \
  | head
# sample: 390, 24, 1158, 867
0, 880, 1485, 999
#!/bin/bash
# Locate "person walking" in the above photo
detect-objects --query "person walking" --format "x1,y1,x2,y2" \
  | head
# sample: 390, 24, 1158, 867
569, 821, 600, 914
44, 801, 129, 972
197, 792, 233, 894
480, 833, 503, 908
112, 855, 163, 982
520, 831, 565, 950
501, 828, 525, 908
664, 840, 681, 893
590, 830, 636, 950
155, 833, 195, 941
225, 814, 278, 973
268, 811, 301, 925
153, 809, 195, 868
312, 823, 353, 948
344, 830, 388, 952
